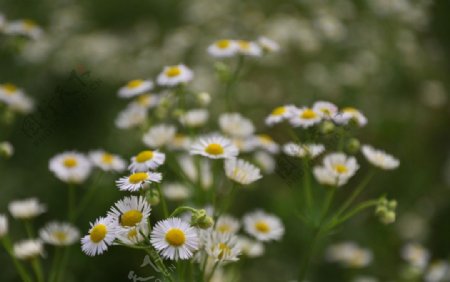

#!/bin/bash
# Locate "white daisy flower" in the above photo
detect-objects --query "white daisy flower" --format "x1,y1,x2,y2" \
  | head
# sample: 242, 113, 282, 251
128, 149, 166, 172
49, 151, 92, 184
9, 198, 46, 219
13, 240, 43, 260
0, 214, 8, 237
0, 83, 34, 113
116, 223, 149, 246
129, 93, 160, 110
116, 171, 162, 192
257, 36, 280, 53
169, 134, 193, 151
219, 113, 255, 138
81, 217, 117, 256
237, 40, 262, 57
118, 79, 153, 98
178, 154, 198, 182
5, 19, 43, 40
224, 158, 262, 185
243, 210, 284, 241
39, 222, 80, 246
425, 261, 449, 282
157, 64, 194, 87
265, 105, 296, 126
283, 143, 325, 159
326, 242, 373, 268
313, 152, 359, 187
179, 109, 209, 128
253, 134, 279, 154
215, 215, 240, 235
253, 151, 276, 174
163, 183, 191, 201
89, 150, 126, 172
334, 107, 367, 127
207, 39, 240, 58
232, 137, 257, 153
108, 196, 151, 229
313, 101, 338, 119
0, 141, 14, 158
289, 107, 323, 128
205, 232, 241, 262
142, 124, 177, 148
361, 145, 399, 170
150, 217, 199, 261
190, 135, 238, 159
236, 236, 265, 258
401, 243, 430, 270
115, 104, 147, 129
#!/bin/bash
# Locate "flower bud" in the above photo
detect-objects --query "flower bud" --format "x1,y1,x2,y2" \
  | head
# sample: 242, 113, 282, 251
380, 211, 396, 224
214, 62, 231, 82
346, 138, 360, 154
191, 209, 214, 229
0, 142, 13, 159
320, 120, 335, 134
196, 92, 211, 106
145, 189, 160, 206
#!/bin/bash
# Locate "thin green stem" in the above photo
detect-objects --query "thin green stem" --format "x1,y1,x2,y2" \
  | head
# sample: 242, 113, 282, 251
23, 221, 34, 238
298, 227, 323, 281
302, 158, 313, 210
55, 246, 71, 282
144, 248, 174, 282
156, 183, 169, 218
223, 55, 245, 111
48, 247, 62, 282
74, 172, 104, 220
1, 237, 33, 282
31, 257, 45, 282
68, 184, 76, 222
205, 261, 219, 282
169, 206, 197, 218
326, 200, 378, 231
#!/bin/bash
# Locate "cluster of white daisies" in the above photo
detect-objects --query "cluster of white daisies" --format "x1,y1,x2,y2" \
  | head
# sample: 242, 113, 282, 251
0, 83, 34, 114
207, 37, 280, 58
0, 198, 79, 260
0, 13, 43, 40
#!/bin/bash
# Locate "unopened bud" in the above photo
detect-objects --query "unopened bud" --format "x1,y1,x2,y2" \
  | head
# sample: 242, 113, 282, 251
0, 142, 13, 159
197, 92, 211, 106
191, 209, 214, 229
381, 211, 396, 224
346, 138, 360, 154
145, 189, 160, 206
320, 120, 335, 134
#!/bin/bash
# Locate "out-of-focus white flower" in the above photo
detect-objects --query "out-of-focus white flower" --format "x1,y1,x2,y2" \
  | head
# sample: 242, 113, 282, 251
236, 236, 265, 258
257, 36, 280, 53
169, 134, 192, 151
253, 151, 276, 174
243, 210, 284, 241
157, 64, 194, 87
0, 141, 14, 158
5, 19, 43, 39
237, 40, 262, 57
150, 217, 199, 260
128, 149, 165, 172
224, 158, 262, 185
81, 217, 117, 256
265, 105, 296, 126
89, 150, 126, 172
129, 94, 160, 110
253, 134, 279, 154
179, 109, 209, 128
313, 101, 338, 119
163, 182, 191, 201
219, 113, 255, 138
313, 152, 359, 187
108, 196, 151, 229
9, 198, 46, 219
314, 13, 346, 42
49, 151, 92, 184
143, 124, 177, 148
421, 81, 447, 108
117, 79, 153, 98
425, 261, 449, 282
205, 232, 241, 263
215, 215, 240, 235
39, 222, 80, 246
13, 240, 44, 260
0, 214, 8, 237
116, 171, 162, 192
289, 107, 323, 128
334, 107, 367, 127
401, 243, 430, 270
361, 145, 400, 170
115, 104, 147, 129
190, 134, 238, 159
283, 143, 325, 159
326, 242, 373, 268
0, 83, 34, 113
207, 40, 239, 58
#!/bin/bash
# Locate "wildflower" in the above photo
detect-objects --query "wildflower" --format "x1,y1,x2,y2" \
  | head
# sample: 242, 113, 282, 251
108, 196, 152, 230
326, 242, 373, 268
215, 215, 240, 235
5, 19, 43, 39
150, 217, 199, 260
0, 214, 8, 237
237, 40, 262, 57
257, 36, 280, 53
283, 143, 325, 159
128, 149, 166, 172
253, 134, 279, 154
253, 151, 276, 174
162, 183, 191, 201
169, 134, 192, 151
118, 79, 153, 98
39, 222, 80, 246
243, 210, 284, 241
13, 240, 43, 260
49, 151, 92, 183
207, 39, 239, 58
142, 124, 177, 148
130, 93, 160, 110
116, 171, 162, 192
219, 113, 255, 138
8, 198, 46, 219
0, 141, 13, 158
362, 145, 399, 170
157, 64, 193, 87
115, 104, 147, 129
334, 107, 367, 127
224, 158, 262, 185
265, 105, 295, 126
425, 261, 449, 282
313, 153, 359, 187
190, 135, 238, 159
81, 217, 117, 256
401, 243, 430, 270
179, 109, 209, 128
205, 232, 241, 262
89, 150, 126, 172
289, 107, 323, 128
312, 101, 338, 119
237, 236, 265, 258
0, 83, 34, 113
116, 223, 149, 246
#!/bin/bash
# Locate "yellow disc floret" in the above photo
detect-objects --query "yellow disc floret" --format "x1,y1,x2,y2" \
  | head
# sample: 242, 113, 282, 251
90, 224, 107, 243
205, 143, 224, 156
165, 228, 186, 247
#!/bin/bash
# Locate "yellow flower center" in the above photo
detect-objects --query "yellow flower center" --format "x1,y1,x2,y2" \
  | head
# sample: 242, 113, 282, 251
165, 228, 185, 247
137, 95, 151, 106
127, 79, 144, 89
217, 224, 231, 233
205, 143, 224, 155
334, 164, 348, 173
271, 106, 286, 116
342, 107, 357, 113
63, 157, 77, 168
23, 20, 36, 30
2, 83, 18, 94
216, 40, 230, 49
127, 228, 138, 239
101, 153, 114, 164
129, 172, 148, 184
120, 210, 143, 227
218, 242, 231, 259
90, 224, 107, 243
301, 109, 317, 119
238, 40, 251, 50
53, 231, 68, 242
258, 134, 273, 144
135, 150, 154, 163
255, 221, 270, 233
165, 66, 181, 77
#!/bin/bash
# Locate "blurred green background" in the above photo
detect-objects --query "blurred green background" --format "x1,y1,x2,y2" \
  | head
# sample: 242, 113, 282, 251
0, 0, 449, 281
